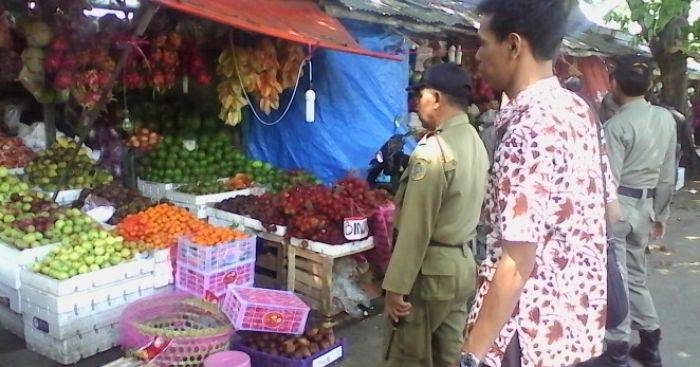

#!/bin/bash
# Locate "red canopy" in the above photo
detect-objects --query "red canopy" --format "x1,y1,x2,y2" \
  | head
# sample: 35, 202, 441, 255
149, 0, 402, 61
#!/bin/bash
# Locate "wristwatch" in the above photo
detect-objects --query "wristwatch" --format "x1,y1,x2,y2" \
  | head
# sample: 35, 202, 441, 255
459, 352, 481, 367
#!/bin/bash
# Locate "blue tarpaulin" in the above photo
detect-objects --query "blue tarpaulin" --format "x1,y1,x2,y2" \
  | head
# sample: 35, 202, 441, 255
245, 20, 411, 183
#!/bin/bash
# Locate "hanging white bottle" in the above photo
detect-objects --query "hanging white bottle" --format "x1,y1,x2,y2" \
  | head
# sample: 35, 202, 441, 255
305, 89, 316, 123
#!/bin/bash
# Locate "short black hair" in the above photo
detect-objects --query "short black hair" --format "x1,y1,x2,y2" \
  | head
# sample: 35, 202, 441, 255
613, 55, 653, 97
478, 0, 572, 60
441, 93, 471, 110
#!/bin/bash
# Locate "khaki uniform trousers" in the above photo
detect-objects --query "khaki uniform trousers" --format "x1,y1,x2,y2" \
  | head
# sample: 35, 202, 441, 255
607, 193, 661, 342
384, 246, 476, 367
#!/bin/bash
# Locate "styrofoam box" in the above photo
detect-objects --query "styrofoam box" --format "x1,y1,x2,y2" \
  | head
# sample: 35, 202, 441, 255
0, 241, 59, 289
288, 236, 375, 257
137, 179, 181, 200
207, 207, 287, 237
25, 319, 121, 365
0, 281, 21, 313
20, 256, 154, 297
151, 248, 172, 263
165, 188, 252, 206
21, 273, 155, 315
153, 261, 174, 288
0, 304, 24, 339
22, 285, 154, 340
38, 188, 83, 205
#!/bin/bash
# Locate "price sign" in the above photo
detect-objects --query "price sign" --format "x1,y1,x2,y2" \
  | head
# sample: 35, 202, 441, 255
343, 216, 369, 241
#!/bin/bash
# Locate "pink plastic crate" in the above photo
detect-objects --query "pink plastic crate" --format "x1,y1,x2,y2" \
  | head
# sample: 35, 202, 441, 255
221, 286, 310, 335
175, 261, 254, 300
177, 235, 256, 273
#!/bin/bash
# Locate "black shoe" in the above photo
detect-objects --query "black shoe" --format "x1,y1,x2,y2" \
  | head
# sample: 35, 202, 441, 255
577, 341, 630, 367
630, 329, 663, 367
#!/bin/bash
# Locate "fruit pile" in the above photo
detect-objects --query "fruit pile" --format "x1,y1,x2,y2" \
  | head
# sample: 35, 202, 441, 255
126, 128, 162, 150
0, 193, 63, 249
32, 227, 136, 280
216, 177, 392, 244
0, 135, 35, 168
78, 184, 156, 225
25, 139, 113, 191
0, 168, 31, 203
137, 135, 242, 183
239, 327, 336, 359
190, 226, 247, 246
117, 204, 206, 249
217, 38, 305, 125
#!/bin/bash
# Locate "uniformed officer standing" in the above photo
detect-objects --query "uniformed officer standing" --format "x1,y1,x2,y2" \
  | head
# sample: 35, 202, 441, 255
383, 63, 489, 367
582, 56, 676, 367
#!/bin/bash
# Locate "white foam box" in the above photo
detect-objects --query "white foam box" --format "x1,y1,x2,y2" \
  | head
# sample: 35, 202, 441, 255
165, 188, 252, 206
25, 319, 120, 365
20, 256, 154, 297
171, 201, 209, 219
0, 281, 21, 313
206, 206, 287, 236
137, 179, 181, 200
153, 260, 174, 288
21, 273, 154, 317
0, 241, 59, 289
22, 284, 154, 340
0, 304, 24, 338
288, 236, 375, 257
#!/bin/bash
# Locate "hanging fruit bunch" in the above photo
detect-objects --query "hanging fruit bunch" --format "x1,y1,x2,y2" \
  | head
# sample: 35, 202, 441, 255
216, 37, 305, 126
123, 30, 213, 92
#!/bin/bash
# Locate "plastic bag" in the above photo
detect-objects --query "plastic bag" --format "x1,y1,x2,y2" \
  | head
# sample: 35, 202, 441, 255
17, 121, 68, 152
365, 203, 395, 275
331, 257, 371, 318
3, 104, 21, 134
81, 193, 115, 223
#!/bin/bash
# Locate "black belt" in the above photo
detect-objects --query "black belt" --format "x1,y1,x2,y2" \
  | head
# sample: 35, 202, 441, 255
618, 186, 655, 199
429, 240, 463, 248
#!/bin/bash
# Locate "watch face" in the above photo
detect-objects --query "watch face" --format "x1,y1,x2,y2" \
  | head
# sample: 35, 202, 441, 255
460, 354, 478, 367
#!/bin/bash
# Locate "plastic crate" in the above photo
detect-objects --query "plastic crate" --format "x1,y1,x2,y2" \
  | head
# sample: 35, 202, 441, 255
0, 304, 24, 339
20, 256, 154, 297
232, 340, 345, 367
137, 179, 181, 200
177, 236, 256, 274
175, 261, 254, 300
221, 286, 310, 335
24, 319, 120, 365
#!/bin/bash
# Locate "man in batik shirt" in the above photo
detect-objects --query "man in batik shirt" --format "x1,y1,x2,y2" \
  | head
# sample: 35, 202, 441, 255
458, 1, 619, 367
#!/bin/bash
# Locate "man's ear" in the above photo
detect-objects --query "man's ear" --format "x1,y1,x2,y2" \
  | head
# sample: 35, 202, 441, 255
507, 33, 523, 59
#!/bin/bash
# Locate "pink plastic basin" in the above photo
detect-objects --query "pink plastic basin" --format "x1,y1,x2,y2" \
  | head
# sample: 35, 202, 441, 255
203, 351, 251, 367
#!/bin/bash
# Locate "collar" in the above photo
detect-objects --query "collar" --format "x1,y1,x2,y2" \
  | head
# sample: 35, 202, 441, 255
618, 98, 649, 112
438, 113, 470, 132
506, 76, 561, 108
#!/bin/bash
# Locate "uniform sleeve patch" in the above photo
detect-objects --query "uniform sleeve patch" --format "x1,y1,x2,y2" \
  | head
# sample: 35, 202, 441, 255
411, 159, 429, 181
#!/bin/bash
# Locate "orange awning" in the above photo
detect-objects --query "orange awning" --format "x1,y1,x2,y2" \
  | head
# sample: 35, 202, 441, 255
149, 0, 402, 61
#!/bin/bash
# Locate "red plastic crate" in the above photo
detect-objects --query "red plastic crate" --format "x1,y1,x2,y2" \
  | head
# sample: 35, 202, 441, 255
221, 286, 310, 335
177, 235, 257, 273
175, 261, 254, 300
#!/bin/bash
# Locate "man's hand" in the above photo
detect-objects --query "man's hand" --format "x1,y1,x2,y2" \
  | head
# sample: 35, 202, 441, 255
650, 221, 666, 240
385, 291, 412, 323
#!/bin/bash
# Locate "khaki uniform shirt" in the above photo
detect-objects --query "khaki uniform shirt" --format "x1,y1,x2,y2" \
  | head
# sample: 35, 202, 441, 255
605, 99, 677, 222
382, 114, 489, 295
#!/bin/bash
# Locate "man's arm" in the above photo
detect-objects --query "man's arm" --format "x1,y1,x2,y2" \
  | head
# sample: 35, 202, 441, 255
604, 119, 627, 186
654, 115, 677, 224
463, 243, 536, 358
382, 155, 446, 296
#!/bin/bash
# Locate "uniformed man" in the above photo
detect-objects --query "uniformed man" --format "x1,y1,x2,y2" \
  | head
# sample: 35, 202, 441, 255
383, 63, 489, 367
581, 56, 676, 367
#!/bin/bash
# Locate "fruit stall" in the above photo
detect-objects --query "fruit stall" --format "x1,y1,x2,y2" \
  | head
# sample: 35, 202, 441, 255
0, 0, 407, 365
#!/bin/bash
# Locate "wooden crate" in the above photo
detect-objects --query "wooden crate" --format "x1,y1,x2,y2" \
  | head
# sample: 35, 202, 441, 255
254, 238, 287, 288
287, 246, 344, 318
